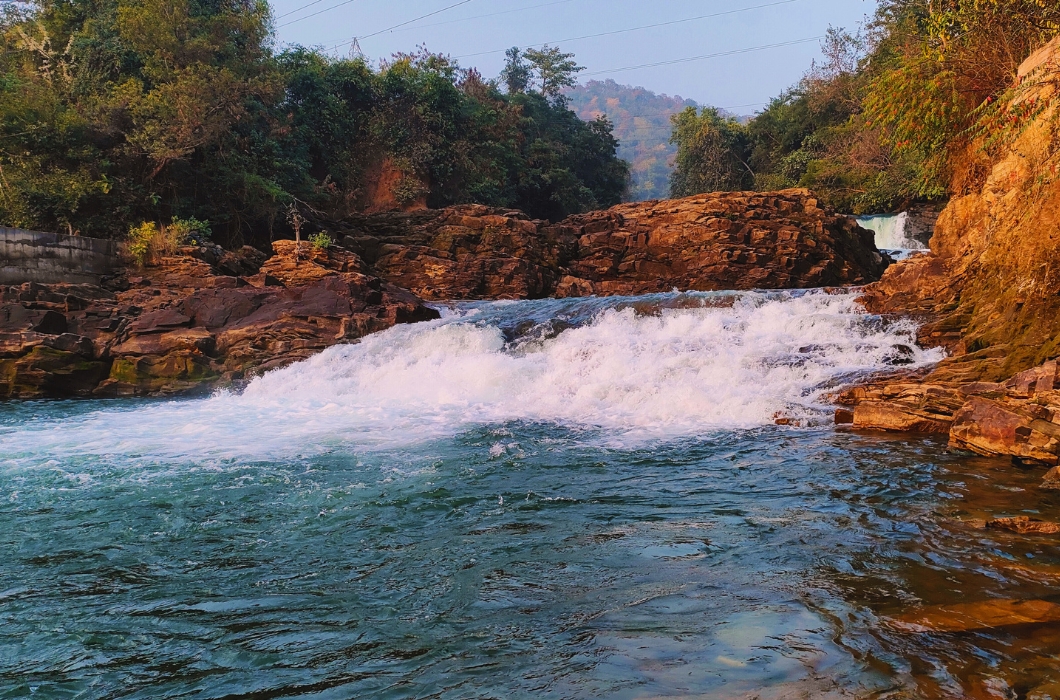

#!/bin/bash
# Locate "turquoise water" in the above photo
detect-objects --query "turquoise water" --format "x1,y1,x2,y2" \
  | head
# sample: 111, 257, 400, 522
2, 291, 1059, 698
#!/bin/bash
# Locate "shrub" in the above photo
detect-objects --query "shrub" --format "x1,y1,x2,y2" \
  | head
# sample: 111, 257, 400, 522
126, 217, 212, 265
308, 231, 333, 250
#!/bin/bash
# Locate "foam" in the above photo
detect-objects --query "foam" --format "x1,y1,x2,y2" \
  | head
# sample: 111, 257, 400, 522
0, 291, 943, 465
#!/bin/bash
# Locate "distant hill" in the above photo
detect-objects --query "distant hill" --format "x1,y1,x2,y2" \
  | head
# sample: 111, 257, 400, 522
566, 80, 699, 201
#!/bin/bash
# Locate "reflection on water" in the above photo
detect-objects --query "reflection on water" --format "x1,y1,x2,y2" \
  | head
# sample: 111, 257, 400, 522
1, 424, 1058, 699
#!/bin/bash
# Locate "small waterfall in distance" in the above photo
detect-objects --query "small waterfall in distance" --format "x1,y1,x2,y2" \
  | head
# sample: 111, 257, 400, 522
856, 212, 927, 255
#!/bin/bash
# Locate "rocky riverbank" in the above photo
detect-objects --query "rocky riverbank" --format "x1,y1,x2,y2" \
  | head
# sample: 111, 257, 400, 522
1, 190, 888, 399
0, 244, 437, 398
840, 37, 1060, 475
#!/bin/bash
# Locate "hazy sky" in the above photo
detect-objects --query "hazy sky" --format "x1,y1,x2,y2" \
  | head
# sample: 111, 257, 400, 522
269, 0, 878, 113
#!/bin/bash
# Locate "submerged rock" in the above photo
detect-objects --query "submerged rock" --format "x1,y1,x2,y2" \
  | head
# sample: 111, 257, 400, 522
986, 516, 1060, 535
0, 243, 439, 398
893, 598, 1060, 633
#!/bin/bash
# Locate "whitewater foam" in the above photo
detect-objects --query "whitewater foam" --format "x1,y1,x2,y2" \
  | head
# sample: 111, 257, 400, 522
856, 212, 926, 252
0, 291, 943, 466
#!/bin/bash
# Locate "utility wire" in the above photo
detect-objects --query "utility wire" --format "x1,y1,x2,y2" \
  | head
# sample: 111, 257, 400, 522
329, 0, 474, 50
386, 0, 579, 34
278, 0, 358, 28
582, 36, 824, 77
454, 0, 801, 59
275, 0, 330, 20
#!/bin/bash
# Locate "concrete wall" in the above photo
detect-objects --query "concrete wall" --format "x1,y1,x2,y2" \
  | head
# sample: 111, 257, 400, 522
0, 227, 119, 284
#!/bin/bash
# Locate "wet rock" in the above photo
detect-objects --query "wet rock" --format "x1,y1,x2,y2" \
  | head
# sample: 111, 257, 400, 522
1042, 466, 1060, 490
950, 396, 1060, 465
555, 189, 888, 297
986, 516, 1060, 535
334, 192, 888, 300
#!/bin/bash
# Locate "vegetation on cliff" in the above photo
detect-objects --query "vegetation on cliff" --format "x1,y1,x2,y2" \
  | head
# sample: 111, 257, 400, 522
0, 0, 628, 247
670, 0, 1060, 213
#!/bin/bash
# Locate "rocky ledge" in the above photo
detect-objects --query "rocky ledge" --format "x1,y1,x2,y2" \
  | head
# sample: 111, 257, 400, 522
335, 189, 888, 300
0, 242, 437, 398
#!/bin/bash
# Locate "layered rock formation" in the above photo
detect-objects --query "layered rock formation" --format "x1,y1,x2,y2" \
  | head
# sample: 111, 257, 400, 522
844, 38, 1060, 471
336, 190, 888, 300
0, 243, 438, 398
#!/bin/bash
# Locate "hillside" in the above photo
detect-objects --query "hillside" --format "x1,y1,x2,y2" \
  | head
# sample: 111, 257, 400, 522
566, 80, 699, 201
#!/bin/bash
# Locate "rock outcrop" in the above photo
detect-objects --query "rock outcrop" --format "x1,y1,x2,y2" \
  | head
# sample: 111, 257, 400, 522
838, 360, 1060, 466
843, 38, 1060, 471
335, 191, 889, 300
552, 190, 887, 296
859, 36, 1060, 380
0, 243, 438, 398
1, 192, 888, 399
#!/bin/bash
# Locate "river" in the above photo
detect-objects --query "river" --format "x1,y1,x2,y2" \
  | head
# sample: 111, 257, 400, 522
2, 290, 1058, 698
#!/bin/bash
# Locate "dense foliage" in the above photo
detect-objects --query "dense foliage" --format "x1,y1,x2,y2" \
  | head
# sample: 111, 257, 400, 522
0, 2, 627, 245
670, 1, 1060, 213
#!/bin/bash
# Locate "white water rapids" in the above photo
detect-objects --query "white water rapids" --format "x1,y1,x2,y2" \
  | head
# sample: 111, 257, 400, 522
0, 291, 943, 466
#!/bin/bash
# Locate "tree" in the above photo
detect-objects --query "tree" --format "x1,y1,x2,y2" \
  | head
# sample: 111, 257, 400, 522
501, 46, 531, 94
522, 45, 583, 101
669, 107, 752, 197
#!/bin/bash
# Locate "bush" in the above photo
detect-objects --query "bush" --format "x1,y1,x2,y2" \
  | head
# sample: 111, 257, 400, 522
308, 231, 333, 250
126, 217, 212, 265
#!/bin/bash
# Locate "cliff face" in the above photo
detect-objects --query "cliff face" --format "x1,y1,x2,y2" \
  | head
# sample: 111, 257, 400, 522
338, 190, 888, 301
845, 38, 1060, 468
862, 36, 1060, 382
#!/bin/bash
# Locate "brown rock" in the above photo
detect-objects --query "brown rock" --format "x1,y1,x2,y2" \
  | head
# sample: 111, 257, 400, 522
893, 598, 1060, 633
986, 516, 1060, 534
950, 396, 1060, 465
334, 193, 887, 301
0, 246, 439, 398
1043, 466, 1060, 490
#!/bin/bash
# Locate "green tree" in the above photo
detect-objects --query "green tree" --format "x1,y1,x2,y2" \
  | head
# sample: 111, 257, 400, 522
501, 46, 531, 95
669, 107, 752, 197
522, 45, 584, 101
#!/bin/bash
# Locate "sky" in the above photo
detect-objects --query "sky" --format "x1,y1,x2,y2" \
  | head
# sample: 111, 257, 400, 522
269, 0, 879, 114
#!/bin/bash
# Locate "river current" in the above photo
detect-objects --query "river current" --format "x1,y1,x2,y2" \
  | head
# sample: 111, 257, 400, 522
2, 290, 1059, 698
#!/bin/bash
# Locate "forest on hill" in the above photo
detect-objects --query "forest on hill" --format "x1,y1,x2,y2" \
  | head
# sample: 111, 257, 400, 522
566, 80, 698, 201
669, 0, 1060, 215
0, 0, 628, 247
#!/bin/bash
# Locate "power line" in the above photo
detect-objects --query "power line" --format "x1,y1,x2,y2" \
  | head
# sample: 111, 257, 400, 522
582, 36, 825, 77
329, 0, 475, 51
278, 0, 358, 28
453, 0, 801, 59
275, 0, 330, 20
386, 0, 580, 33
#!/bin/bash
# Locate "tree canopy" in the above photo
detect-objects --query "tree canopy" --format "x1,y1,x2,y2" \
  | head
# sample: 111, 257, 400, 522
668, 2, 1060, 213
0, 1, 627, 246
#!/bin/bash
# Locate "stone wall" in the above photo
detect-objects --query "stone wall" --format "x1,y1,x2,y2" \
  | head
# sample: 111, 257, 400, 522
0, 228, 119, 284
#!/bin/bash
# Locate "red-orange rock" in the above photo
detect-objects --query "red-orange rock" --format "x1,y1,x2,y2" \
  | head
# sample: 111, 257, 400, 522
334, 192, 888, 300
0, 245, 438, 398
